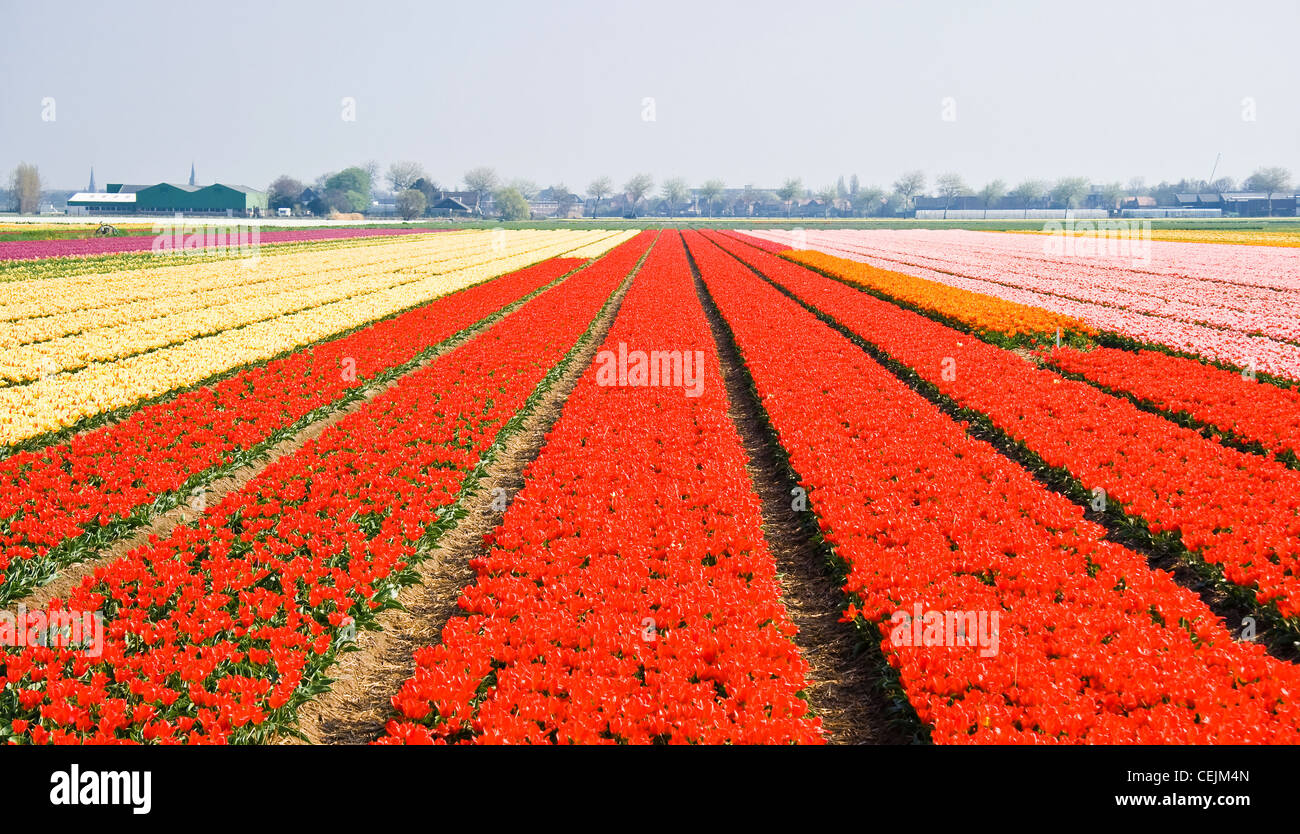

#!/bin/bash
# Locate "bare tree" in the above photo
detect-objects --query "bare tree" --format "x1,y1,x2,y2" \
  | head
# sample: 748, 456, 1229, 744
1095, 181, 1125, 214
509, 179, 539, 201
851, 185, 884, 217
700, 179, 725, 217
936, 172, 969, 219
891, 170, 925, 212
268, 175, 306, 212
586, 177, 612, 218
777, 178, 803, 218
549, 183, 577, 217
623, 174, 654, 217
396, 189, 427, 220
1050, 177, 1090, 210
386, 161, 427, 193
1245, 167, 1293, 216
463, 167, 499, 215
816, 185, 839, 217
1209, 176, 1236, 196
362, 160, 381, 196
10, 163, 40, 214
1010, 179, 1048, 211
978, 179, 1007, 219
661, 177, 689, 217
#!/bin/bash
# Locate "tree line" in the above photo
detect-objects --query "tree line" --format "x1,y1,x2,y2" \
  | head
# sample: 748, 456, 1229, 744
4, 161, 1295, 218
739, 167, 1294, 218
279, 164, 1286, 219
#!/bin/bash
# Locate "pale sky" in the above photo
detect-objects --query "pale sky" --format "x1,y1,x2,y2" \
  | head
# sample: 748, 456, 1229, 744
2, 0, 1296, 193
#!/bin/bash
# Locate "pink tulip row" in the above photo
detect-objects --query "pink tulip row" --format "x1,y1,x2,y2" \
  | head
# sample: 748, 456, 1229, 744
778, 228, 1300, 292
750, 229, 1300, 380
0, 227, 440, 262
751, 230, 1300, 338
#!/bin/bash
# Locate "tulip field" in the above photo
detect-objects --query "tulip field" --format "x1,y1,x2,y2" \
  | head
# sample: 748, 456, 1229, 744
1, 224, 1298, 744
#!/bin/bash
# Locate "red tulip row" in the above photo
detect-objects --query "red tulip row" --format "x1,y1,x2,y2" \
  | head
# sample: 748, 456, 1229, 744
710, 231, 1300, 621
684, 229, 1300, 743
0, 257, 584, 603
0, 233, 653, 744
1044, 345, 1300, 464
378, 233, 822, 745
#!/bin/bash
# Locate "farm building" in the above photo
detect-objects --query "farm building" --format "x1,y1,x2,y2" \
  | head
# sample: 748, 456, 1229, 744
64, 191, 139, 214
1221, 191, 1298, 217
429, 195, 474, 217
529, 188, 584, 219
1122, 195, 1158, 210
67, 182, 268, 216
914, 195, 985, 212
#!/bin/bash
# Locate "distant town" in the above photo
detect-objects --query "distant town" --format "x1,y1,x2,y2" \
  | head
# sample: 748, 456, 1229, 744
5, 162, 1297, 220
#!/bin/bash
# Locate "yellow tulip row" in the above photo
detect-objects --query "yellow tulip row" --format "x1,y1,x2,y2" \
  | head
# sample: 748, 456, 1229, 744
566, 231, 638, 259
4, 265, 438, 382
0, 230, 476, 285
0, 231, 612, 381
0, 232, 486, 337
0, 230, 626, 446
0, 230, 503, 321
3, 261, 409, 348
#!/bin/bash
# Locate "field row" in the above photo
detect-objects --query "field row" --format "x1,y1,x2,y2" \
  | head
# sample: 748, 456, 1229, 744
714, 231, 1300, 621
750, 228, 1300, 380
381, 233, 820, 744
0, 256, 584, 602
0, 233, 654, 743
1, 228, 1295, 744
691, 230, 1300, 742
0, 230, 631, 448
0, 226, 438, 263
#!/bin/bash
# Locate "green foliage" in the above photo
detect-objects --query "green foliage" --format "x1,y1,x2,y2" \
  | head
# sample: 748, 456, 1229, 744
324, 168, 371, 202
396, 189, 427, 220
494, 187, 530, 221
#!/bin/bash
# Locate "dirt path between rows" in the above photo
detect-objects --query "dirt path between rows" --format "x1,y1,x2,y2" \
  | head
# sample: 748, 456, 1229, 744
279, 237, 656, 745
686, 233, 909, 745
725, 236, 1300, 665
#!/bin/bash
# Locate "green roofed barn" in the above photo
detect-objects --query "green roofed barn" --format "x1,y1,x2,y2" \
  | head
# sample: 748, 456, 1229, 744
67, 182, 268, 217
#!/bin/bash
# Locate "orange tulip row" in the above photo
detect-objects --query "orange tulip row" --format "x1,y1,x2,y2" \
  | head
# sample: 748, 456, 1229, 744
784, 248, 1094, 344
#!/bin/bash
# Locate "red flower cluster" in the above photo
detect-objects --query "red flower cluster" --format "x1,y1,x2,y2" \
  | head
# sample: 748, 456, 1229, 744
710, 231, 1300, 621
0, 258, 582, 601
685, 229, 1300, 743
726, 233, 788, 254
0, 235, 652, 744
1046, 345, 1300, 462
379, 233, 821, 745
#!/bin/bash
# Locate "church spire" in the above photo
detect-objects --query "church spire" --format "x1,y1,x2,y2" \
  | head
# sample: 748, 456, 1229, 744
88, 167, 96, 192
189, 161, 197, 187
